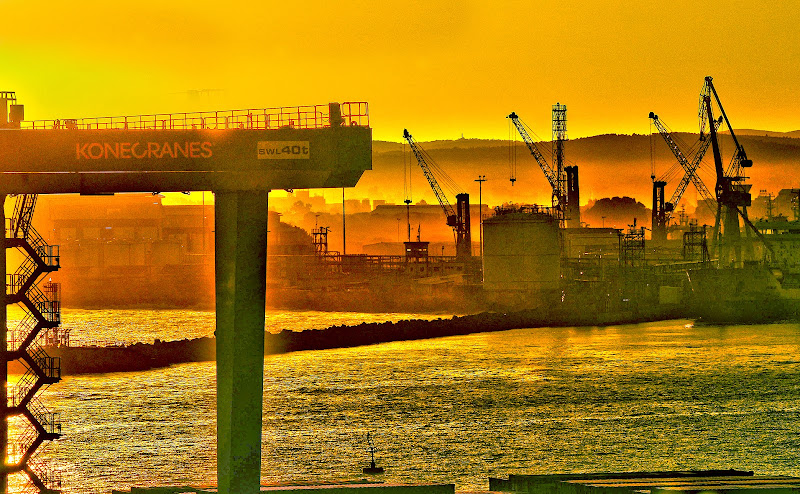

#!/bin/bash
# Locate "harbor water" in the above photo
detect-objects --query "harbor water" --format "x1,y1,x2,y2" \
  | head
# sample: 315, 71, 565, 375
14, 309, 800, 493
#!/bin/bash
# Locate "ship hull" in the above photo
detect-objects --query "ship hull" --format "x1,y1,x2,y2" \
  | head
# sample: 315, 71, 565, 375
686, 264, 800, 323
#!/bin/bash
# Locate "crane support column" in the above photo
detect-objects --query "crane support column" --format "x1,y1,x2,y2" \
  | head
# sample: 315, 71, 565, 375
456, 193, 472, 259
0, 194, 6, 494
215, 190, 269, 494
566, 166, 581, 228
652, 181, 667, 244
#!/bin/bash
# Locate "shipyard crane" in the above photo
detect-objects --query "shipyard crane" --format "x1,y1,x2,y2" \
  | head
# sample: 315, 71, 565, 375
402, 129, 472, 259
507, 111, 579, 228
700, 76, 772, 264
648, 111, 720, 243
700, 76, 752, 179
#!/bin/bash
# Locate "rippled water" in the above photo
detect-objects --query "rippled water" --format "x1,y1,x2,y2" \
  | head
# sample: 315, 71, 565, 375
15, 314, 800, 493
7, 306, 444, 345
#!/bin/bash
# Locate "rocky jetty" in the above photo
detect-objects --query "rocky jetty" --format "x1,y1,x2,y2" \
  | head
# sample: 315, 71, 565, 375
30, 307, 681, 375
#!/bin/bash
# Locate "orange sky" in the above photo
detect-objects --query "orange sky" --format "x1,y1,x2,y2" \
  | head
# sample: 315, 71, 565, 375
2, 0, 797, 143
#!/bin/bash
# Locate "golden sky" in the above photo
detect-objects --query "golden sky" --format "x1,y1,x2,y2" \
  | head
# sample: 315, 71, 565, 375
1, 0, 797, 142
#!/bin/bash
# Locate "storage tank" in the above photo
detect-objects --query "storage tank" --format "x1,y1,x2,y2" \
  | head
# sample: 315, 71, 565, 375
482, 206, 560, 296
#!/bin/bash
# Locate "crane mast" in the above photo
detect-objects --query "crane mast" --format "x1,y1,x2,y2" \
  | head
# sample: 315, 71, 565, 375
701, 76, 772, 265
507, 112, 569, 226
402, 129, 472, 259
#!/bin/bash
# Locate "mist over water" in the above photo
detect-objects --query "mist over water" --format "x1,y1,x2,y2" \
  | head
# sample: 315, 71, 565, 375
23, 313, 800, 493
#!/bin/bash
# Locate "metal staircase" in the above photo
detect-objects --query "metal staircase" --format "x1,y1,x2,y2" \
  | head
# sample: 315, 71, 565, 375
3, 194, 62, 494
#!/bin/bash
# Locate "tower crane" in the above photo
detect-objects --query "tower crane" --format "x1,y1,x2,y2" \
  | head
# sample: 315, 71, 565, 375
402, 129, 472, 259
700, 76, 771, 264
508, 110, 580, 227
648, 112, 720, 243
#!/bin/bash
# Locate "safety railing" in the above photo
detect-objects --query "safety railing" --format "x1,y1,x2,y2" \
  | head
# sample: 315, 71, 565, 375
12, 427, 38, 462
26, 454, 62, 493
8, 257, 38, 296
11, 195, 37, 239
28, 398, 61, 436
6, 219, 57, 267
27, 341, 61, 381
9, 367, 38, 408
8, 312, 39, 353
22, 102, 369, 131
26, 282, 61, 325
35, 328, 71, 348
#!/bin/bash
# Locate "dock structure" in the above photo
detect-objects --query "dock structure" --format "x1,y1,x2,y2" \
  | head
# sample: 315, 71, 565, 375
112, 483, 455, 494
0, 95, 371, 494
489, 470, 800, 494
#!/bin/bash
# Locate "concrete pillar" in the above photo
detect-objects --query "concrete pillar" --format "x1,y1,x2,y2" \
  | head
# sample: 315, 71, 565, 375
215, 190, 269, 494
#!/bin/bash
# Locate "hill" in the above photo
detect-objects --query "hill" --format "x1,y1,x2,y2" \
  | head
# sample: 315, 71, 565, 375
724, 129, 800, 138
362, 133, 800, 213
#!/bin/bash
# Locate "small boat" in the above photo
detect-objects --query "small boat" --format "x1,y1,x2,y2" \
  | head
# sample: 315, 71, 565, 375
362, 432, 384, 474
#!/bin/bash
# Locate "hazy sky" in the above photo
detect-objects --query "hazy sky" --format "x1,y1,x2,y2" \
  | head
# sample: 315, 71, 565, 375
2, 1, 797, 142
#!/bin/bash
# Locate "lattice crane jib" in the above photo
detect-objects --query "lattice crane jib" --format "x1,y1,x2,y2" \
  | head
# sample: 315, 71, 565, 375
649, 112, 717, 212
402, 130, 457, 222
402, 129, 471, 259
507, 113, 559, 193
507, 112, 567, 223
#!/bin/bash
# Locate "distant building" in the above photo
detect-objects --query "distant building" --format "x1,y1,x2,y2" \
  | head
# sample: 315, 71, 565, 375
31, 194, 309, 307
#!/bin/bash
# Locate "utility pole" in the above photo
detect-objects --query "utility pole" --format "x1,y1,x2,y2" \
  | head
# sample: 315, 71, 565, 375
404, 198, 411, 242
475, 175, 486, 257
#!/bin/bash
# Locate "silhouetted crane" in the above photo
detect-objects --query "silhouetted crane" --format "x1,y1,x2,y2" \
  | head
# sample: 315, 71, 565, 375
648, 112, 720, 243
508, 111, 579, 227
700, 76, 772, 263
402, 129, 472, 259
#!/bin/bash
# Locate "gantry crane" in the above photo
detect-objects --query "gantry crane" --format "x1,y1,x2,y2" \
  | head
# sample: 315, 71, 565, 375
402, 129, 472, 259
648, 111, 720, 243
0, 92, 62, 494
700, 76, 771, 264
507, 110, 580, 227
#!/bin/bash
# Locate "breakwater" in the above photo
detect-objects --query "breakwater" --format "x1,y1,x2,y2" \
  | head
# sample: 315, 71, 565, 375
30, 307, 683, 375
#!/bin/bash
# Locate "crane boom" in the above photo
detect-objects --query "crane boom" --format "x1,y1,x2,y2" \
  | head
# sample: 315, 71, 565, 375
667, 117, 722, 210
402, 129, 457, 224
649, 113, 716, 208
403, 129, 472, 259
700, 76, 752, 179
507, 112, 560, 194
